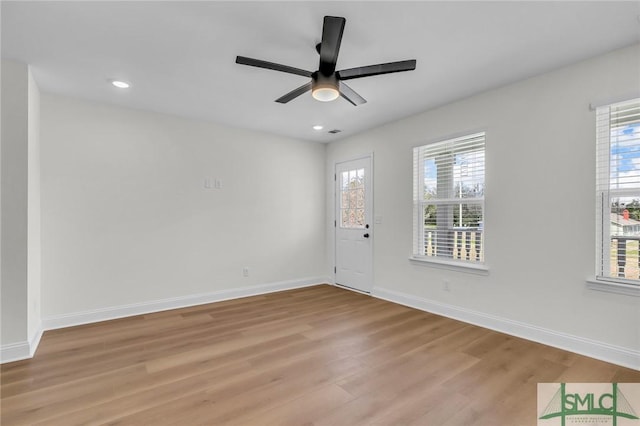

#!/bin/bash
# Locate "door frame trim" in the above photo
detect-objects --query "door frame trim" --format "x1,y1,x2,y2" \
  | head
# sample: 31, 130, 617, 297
334, 153, 374, 293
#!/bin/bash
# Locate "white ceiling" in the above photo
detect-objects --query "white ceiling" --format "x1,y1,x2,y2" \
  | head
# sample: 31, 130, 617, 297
2, 1, 639, 143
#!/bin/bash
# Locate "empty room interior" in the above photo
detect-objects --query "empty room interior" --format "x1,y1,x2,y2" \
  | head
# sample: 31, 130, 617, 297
1, 1, 640, 425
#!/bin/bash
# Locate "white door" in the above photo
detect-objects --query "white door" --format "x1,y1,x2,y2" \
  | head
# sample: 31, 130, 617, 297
335, 156, 373, 293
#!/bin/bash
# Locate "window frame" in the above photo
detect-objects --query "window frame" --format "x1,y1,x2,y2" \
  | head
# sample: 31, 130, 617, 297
592, 97, 640, 296
411, 131, 487, 272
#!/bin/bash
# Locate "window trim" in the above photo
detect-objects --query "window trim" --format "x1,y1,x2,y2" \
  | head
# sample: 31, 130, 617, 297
409, 255, 489, 275
586, 277, 640, 297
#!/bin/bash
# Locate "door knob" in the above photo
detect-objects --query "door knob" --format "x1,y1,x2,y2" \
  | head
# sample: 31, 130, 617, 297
363, 233, 370, 238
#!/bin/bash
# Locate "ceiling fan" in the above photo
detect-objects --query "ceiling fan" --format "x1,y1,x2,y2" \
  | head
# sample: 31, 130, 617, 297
235, 16, 417, 106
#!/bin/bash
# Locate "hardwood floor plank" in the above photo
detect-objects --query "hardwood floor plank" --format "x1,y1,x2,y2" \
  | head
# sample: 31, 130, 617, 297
313, 393, 397, 426
144, 324, 311, 373
2, 284, 637, 426
244, 383, 355, 426
407, 391, 473, 426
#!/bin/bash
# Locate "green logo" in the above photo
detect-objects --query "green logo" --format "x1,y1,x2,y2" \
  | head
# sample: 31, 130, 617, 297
539, 383, 639, 426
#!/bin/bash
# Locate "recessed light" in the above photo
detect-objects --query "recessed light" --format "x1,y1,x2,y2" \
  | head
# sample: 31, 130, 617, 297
111, 80, 130, 89
313, 125, 324, 131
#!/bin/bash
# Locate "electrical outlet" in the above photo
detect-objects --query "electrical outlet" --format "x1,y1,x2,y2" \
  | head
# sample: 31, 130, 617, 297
242, 267, 249, 277
215, 179, 222, 189
443, 280, 451, 292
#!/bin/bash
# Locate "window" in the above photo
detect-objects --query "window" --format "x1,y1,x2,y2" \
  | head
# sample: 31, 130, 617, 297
413, 132, 485, 266
339, 168, 365, 228
596, 98, 640, 286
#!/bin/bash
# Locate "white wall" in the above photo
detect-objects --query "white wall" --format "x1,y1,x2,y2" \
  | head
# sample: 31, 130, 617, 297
40, 94, 327, 318
326, 44, 640, 364
1, 60, 41, 359
6, 44, 639, 368
27, 69, 41, 340
1, 61, 29, 346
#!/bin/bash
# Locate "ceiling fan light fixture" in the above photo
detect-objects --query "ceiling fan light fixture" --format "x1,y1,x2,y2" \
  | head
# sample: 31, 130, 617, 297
311, 72, 340, 102
312, 85, 339, 102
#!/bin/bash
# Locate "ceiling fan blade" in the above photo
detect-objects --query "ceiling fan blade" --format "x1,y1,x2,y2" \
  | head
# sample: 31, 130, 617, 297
337, 59, 417, 81
339, 82, 367, 106
236, 56, 313, 78
275, 82, 313, 103
319, 16, 346, 75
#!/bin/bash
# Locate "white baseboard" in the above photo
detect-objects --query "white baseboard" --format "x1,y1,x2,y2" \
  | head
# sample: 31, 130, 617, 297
373, 286, 640, 371
9, 280, 634, 370
1, 322, 43, 364
42, 277, 329, 331
1, 277, 328, 364
0, 341, 30, 364
30, 322, 43, 357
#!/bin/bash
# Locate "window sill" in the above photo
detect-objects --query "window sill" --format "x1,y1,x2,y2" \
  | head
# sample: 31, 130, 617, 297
586, 277, 640, 297
409, 256, 489, 275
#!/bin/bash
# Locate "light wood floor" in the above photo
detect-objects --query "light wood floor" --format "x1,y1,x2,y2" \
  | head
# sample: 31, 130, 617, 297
1, 285, 638, 425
